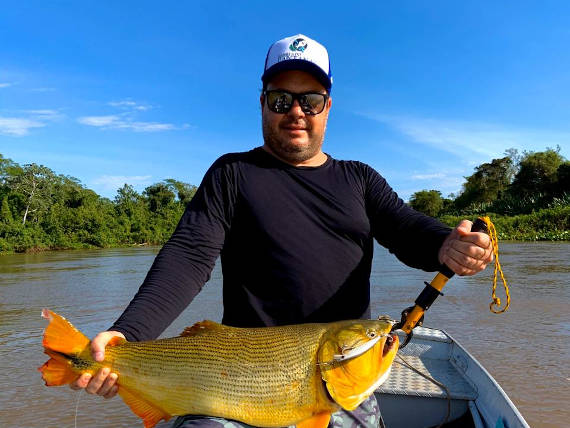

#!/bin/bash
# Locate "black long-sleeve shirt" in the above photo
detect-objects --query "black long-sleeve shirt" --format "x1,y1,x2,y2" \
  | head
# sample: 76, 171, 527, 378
111, 148, 451, 341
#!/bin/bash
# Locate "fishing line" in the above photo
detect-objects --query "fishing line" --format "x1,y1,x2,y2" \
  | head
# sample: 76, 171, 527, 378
395, 354, 451, 428
74, 389, 82, 428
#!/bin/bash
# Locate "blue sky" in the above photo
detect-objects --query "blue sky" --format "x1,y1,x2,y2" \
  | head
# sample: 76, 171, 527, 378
1, 1, 569, 201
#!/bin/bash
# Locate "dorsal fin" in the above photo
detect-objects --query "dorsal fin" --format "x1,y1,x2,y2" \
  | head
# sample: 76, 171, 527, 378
179, 320, 224, 337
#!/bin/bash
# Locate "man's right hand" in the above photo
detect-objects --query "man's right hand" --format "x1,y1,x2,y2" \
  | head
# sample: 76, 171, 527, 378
70, 331, 126, 399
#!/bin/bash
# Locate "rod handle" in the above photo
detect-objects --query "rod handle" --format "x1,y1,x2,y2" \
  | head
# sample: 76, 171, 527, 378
439, 217, 488, 279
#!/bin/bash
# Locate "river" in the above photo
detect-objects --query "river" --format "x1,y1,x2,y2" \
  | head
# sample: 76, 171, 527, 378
0, 242, 568, 427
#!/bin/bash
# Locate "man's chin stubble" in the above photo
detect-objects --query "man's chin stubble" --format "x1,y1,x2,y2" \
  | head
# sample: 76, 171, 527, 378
269, 141, 317, 163
262, 120, 322, 163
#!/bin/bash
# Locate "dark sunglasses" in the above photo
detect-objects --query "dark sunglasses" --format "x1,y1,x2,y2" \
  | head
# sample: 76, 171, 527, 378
263, 89, 329, 115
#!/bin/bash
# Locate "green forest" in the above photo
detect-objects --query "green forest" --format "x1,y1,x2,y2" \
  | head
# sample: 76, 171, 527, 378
409, 147, 569, 240
1, 147, 569, 253
0, 153, 196, 253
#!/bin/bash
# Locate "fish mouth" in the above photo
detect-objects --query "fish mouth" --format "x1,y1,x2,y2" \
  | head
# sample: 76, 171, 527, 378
382, 333, 398, 357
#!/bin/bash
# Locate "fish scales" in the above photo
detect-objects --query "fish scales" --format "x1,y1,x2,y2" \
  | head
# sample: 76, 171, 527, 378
101, 323, 334, 424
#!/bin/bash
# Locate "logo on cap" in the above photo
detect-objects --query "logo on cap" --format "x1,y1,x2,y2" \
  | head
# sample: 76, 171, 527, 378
289, 38, 308, 52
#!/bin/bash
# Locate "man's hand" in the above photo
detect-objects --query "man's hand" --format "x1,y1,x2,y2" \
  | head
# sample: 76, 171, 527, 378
70, 330, 126, 399
438, 219, 493, 276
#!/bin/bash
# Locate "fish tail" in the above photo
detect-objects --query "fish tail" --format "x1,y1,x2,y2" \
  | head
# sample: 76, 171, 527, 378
38, 309, 91, 386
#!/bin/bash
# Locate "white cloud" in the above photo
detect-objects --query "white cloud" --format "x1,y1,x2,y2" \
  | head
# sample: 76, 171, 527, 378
78, 98, 189, 133
77, 115, 177, 132
0, 117, 45, 136
109, 99, 152, 111
411, 173, 445, 180
91, 175, 153, 193
0, 108, 63, 136
78, 115, 120, 127
125, 121, 175, 132
22, 109, 64, 121
363, 114, 570, 160
25, 109, 58, 115
0, 82, 13, 88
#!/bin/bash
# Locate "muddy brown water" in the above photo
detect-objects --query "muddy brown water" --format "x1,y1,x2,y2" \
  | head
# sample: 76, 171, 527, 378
0, 242, 568, 427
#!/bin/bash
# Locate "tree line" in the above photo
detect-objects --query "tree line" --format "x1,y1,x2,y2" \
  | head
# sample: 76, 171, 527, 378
1, 147, 569, 253
408, 147, 570, 241
409, 147, 570, 217
0, 153, 196, 252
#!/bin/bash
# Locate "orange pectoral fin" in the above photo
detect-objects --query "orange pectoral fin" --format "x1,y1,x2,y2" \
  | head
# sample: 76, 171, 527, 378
118, 386, 171, 428
38, 357, 77, 386
108, 336, 127, 347
296, 412, 331, 428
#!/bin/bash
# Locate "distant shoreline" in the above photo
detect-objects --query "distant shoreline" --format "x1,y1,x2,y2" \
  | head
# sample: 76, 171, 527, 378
0, 242, 162, 255
3, 240, 570, 256
1, 213, 568, 256
1, 205, 568, 256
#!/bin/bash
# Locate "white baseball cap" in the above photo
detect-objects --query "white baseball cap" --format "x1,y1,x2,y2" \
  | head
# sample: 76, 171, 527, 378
261, 34, 333, 92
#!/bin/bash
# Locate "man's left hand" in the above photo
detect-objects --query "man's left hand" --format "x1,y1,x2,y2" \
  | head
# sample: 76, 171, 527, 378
438, 220, 493, 276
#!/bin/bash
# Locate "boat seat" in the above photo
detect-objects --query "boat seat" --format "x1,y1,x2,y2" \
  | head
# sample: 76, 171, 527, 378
376, 327, 478, 428
380, 327, 477, 400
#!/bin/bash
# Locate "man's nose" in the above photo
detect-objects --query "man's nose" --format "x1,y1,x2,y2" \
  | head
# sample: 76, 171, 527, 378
287, 99, 305, 117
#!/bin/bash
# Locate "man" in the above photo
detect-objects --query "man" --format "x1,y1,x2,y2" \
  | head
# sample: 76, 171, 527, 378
72, 34, 493, 427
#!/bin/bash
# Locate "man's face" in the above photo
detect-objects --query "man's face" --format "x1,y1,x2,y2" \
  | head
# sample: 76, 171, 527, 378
261, 70, 332, 165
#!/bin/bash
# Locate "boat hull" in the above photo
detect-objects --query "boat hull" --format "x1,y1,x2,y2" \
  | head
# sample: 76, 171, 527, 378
376, 327, 529, 428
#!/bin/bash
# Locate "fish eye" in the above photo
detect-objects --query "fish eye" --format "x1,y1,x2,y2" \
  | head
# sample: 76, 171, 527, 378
366, 330, 377, 338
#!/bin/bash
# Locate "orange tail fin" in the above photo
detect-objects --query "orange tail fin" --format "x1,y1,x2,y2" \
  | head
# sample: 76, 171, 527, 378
38, 309, 91, 386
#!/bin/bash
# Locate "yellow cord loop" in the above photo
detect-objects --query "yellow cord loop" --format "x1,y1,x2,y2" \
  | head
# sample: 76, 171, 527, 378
480, 216, 510, 314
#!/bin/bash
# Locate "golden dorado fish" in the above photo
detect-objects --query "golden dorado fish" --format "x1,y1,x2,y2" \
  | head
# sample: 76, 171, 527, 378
39, 309, 398, 428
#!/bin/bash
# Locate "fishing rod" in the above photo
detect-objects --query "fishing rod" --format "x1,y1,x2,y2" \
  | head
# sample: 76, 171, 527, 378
392, 218, 489, 348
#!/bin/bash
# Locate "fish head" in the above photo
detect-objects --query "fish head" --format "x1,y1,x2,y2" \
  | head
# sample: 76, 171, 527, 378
317, 316, 399, 411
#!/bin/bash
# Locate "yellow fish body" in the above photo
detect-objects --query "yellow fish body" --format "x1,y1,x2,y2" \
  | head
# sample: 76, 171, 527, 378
39, 309, 398, 428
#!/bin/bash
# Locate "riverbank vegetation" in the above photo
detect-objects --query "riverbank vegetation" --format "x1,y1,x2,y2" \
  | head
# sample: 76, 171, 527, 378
0, 153, 196, 253
410, 147, 569, 241
1, 147, 569, 253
